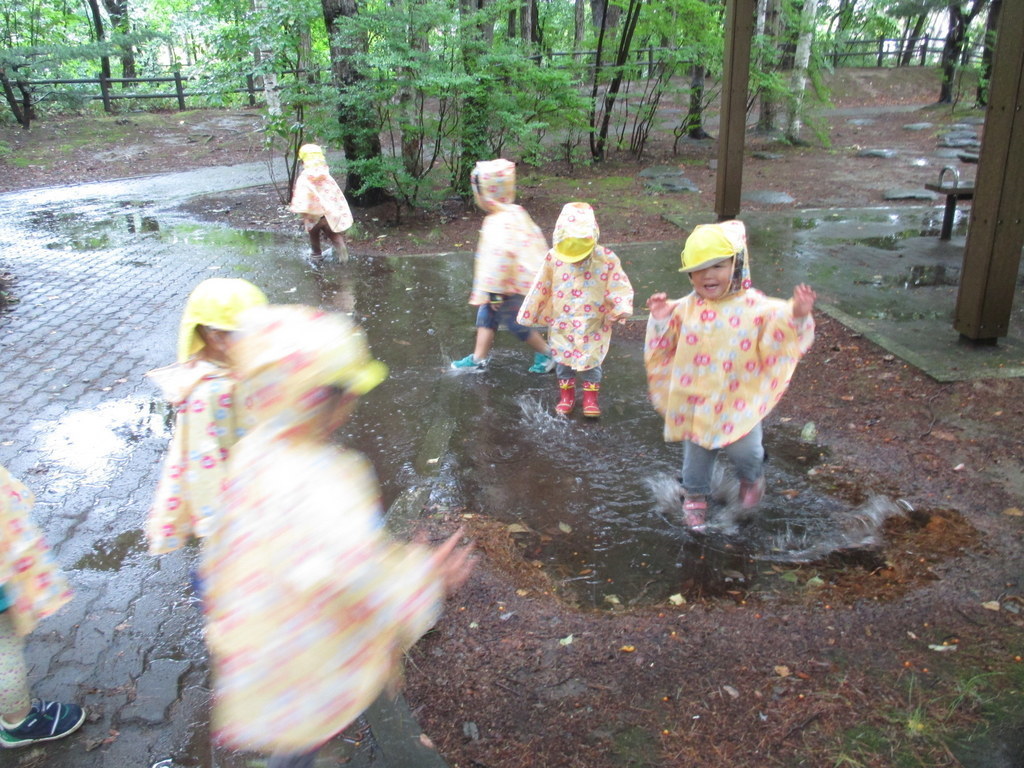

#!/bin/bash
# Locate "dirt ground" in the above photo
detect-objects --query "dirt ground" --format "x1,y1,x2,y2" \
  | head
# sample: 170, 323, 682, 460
3, 67, 1023, 767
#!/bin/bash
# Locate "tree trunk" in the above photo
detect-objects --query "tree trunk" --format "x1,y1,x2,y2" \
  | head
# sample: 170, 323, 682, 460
590, 0, 620, 32
785, 0, 818, 142
938, 0, 987, 104
574, 0, 586, 53
253, 0, 282, 115
685, 65, 709, 139
899, 14, 928, 66
756, 0, 781, 133
101, 0, 136, 84
457, 0, 491, 194
591, 0, 643, 160
85, 0, 113, 112
0, 68, 29, 129
976, 0, 1001, 106
322, 0, 389, 206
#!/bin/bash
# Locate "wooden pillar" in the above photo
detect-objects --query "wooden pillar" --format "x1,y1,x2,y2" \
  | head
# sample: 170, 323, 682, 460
715, 0, 756, 222
954, 0, 1024, 342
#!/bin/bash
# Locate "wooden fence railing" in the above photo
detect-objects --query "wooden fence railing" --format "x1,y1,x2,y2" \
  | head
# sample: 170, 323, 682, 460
18, 71, 258, 113
11, 36, 984, 115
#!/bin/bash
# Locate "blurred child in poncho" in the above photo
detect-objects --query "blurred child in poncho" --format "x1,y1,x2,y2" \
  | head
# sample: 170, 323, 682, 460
146, 278, 268, 557
289, 144, 354, 262
201, 306, 474, 767
0, 465, 84, 748
450, 159, 554, 374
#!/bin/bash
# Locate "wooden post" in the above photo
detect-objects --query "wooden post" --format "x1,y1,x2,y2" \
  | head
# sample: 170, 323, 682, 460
953, 0, 1024, 342
174, 69, 186, 110
246, 74, 256, 107
714, 0, 755, 222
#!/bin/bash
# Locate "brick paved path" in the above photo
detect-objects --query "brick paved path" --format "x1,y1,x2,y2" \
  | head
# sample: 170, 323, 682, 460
0, 167, 448, 767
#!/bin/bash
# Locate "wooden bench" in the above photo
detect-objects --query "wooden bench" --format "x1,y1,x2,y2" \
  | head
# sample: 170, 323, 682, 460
925, 166, 974, 240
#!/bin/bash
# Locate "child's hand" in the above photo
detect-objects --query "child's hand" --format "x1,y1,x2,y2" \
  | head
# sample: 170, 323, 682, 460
792, 284, 817, 318
431, 528, 476, 594
646, 293, 674, 320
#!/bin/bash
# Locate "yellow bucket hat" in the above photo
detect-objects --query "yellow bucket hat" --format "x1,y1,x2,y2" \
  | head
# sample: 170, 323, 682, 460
552, 202, 599, 263
679, 223, 741, 273
234, 306, 388, 398
298, 144, 327, 164
176, 278, 269, 363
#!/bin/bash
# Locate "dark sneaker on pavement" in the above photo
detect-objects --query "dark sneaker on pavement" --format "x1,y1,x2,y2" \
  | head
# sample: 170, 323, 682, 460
0, 700, 86, 748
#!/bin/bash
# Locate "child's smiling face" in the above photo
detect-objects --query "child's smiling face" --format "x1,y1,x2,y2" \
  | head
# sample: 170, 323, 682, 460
688, 259, 734, 300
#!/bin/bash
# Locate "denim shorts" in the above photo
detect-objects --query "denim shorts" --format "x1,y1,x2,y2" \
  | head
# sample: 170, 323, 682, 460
475, 293, 531, 341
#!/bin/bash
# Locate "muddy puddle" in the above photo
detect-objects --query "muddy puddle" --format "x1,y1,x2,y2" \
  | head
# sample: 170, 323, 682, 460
4, 200, 982, 608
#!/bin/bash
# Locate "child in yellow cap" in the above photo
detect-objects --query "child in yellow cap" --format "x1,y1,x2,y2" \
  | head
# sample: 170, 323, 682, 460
450, 159, 554, 374
518, 202, 634, 417
200, 306, 474, 765
146, 277, 268, 556
644, 220, 816, 530
289, 144, 353, 262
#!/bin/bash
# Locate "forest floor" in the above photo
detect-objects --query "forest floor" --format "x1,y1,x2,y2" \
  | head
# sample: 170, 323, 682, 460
3, 67, 1024, 768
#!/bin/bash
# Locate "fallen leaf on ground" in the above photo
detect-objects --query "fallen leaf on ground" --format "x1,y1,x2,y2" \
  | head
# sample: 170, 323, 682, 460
620, 645, 636, 653
982, 601, 1001, 611
559, 634, 574, 646
774, 665, 791, 677
1003, 507, 1023, 517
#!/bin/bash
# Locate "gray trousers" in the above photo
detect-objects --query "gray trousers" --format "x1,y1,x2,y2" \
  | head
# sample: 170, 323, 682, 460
682, 421, 764, 497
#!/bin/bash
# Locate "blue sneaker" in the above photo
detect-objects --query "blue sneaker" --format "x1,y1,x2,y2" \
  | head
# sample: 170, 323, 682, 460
528, 353, 555, 374
0, 700, 86, 748
450, 354, 488, 371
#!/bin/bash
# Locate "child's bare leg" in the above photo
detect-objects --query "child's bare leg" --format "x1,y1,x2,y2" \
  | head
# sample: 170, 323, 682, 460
307, 220, 326, 257
473, 327, 496, 361
524, 330, 550, 356
328, 231, 349, 262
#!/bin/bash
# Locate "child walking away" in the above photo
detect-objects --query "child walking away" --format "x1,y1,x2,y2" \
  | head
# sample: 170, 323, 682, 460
289, 144, 354, 262
0, 466, 85, 749
146, 278, 268, 556
644, 220, 816, 531
201, 306, 474, 765
518, 202, 634, 417
450, 159, 554, 374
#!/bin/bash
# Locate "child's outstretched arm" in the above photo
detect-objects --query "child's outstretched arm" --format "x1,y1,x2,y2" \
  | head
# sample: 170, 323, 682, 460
792, 284, 817, 318
646, 292, 675, 320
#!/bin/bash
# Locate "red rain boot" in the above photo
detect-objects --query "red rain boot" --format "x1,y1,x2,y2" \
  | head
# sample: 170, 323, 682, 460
556, 379, 576, 415
581, 382, 601, 418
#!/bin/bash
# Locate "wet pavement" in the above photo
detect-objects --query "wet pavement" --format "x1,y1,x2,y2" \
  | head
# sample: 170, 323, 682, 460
1, 163, 1022, 766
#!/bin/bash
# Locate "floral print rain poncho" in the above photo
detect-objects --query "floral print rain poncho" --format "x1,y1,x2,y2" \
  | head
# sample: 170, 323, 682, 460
289, 144, 353, 235
644, 220, 814, 450
467, 159, 547, 304
146, 278, 267, 556
146, 360, 240, 554
518, 202, 634, 371
0, 466, 72, 637
201, 306, 446, 754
